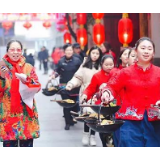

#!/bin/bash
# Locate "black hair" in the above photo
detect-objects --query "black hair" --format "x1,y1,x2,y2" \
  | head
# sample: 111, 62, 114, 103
116, 48, 132, 68
135, 37, 155, 52
128, 48, 135, 58
102, 41, 112, 53
83, 46, 103, 70
6, 39, 23, 52
100, 54, 114, 67
63, 43, 73, 51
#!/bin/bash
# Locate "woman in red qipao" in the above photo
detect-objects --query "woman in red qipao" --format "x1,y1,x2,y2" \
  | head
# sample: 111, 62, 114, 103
101, 37, 160, 147
81, 55, 116, 147
113, 47, 136, 147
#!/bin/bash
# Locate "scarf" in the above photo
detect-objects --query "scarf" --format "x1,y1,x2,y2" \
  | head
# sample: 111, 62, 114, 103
5, 56, 34, 117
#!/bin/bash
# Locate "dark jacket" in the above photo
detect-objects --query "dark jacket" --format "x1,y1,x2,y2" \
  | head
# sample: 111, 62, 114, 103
40, 50, 49, 61
55, 56, 81, 95
26, 54, 35, 66
55, 56, 81, 84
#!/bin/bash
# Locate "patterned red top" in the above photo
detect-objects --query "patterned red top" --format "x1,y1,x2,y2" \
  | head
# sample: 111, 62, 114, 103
103, 63, 160, 121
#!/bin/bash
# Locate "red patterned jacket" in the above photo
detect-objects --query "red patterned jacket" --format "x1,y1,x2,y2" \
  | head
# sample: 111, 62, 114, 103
103, 63, 160, 121
83, 69, 117, 102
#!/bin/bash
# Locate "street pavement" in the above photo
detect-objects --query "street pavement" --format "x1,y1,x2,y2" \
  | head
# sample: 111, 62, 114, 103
0, 61, 102, 147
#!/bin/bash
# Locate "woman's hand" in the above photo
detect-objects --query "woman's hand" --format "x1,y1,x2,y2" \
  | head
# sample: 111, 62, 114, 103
80, 94, 87, 104
66, 83, 73, 91
0, 66, 8, 78
101, 91, 110, 104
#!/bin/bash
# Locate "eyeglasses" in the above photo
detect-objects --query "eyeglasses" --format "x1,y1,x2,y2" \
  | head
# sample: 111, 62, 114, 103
9, 48, 22, 52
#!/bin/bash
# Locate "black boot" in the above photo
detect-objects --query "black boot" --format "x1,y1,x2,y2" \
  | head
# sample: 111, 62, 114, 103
64, 124, 70, 130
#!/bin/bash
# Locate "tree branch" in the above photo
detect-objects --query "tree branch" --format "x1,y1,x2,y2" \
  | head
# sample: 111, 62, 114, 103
66, 13, 77, 41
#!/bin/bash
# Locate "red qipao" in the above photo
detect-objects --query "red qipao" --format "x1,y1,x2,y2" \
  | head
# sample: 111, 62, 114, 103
83, 69, 117, 103
103, 63, 160, 121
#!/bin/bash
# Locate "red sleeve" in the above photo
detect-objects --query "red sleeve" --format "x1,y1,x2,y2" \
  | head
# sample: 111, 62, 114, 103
83, 74, 99, 100
103, 69, 125, 98
25, 67, 41, 89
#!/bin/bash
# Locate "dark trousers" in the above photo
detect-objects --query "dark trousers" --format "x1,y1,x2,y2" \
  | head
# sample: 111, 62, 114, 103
3, 139, 33, 147
118, 111, 160, 147
61, 94, 79, 125
43, 61, 48, 72
84, 122, 95, 135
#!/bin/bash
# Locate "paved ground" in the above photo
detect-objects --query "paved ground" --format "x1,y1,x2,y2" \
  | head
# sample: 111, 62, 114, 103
0, 61, 102, 147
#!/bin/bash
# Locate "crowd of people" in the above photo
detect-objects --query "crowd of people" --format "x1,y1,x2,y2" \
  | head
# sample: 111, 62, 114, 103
0, 37, 160, 147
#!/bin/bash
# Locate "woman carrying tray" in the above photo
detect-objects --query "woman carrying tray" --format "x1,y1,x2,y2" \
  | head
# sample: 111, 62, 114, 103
101, 37, 160, 147
81, 55, 116, 147
66, 46, 103, 146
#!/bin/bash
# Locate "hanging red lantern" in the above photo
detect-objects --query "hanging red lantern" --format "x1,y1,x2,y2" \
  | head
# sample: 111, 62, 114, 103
77, 28, 87, 47
23, 21, 32, 30
92, 13, 104, 20
2, 21, 13, 32
118, 14, 133, 47
64, 32, 72, 44
77, 13, 87, 25
93, 23, 105, 46
56, 20, 66, 32
43, 21, 52, 29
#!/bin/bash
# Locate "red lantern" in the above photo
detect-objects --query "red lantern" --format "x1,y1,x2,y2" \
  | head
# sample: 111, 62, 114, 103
64, 32, 72, 44
92, 13, 104, 19
93, 23, 105, 45
118, 18, 133, 46
23, 21, 32, 30
2, 22, 13, 31
77, 28, 87, 47
77, 13, 87, 25
43, 21, 52, 29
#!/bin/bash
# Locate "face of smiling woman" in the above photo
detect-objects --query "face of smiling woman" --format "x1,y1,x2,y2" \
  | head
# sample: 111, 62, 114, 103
7, 42, 22, 62
136, 40, 154, 65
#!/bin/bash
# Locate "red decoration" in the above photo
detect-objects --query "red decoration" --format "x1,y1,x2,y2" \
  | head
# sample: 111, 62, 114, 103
43, 21, 52, 29
31, 13, 37, 17
92, 13, 104, 19
23, 21, 32, 30
77, 13, 87, 25
77, 28, 87, 47
56, 19, 67, 32
93, 23, 105, 45
19, 13, 28, 16
118, 18, 133, 45
64, 32, 72, 44
2, 22, 13, 31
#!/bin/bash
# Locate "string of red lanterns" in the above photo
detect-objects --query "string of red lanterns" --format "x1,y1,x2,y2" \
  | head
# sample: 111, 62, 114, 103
76, 13, 87, 49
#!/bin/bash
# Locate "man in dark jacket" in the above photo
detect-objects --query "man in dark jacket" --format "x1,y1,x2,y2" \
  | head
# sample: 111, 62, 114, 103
73, 43, 86, 63
53, 43, 81, 130
41, 46, 49, 74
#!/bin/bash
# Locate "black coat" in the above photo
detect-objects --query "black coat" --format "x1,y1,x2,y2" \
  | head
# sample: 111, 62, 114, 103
26, 54, 35, 66
55, 56, 81, 94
